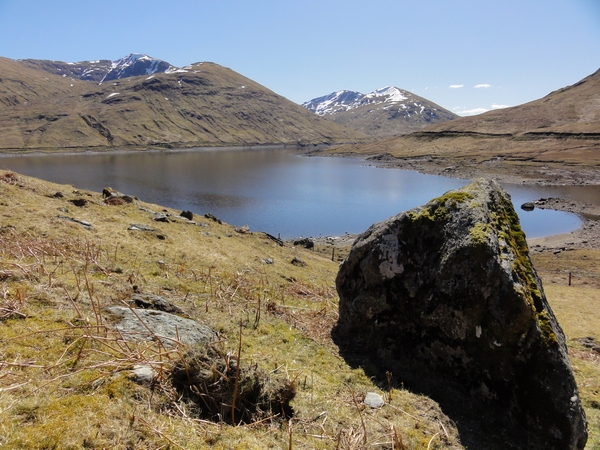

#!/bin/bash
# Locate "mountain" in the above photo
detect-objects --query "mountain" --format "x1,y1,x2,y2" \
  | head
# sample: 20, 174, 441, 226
335, 69, 600, 166
18, 53, 177, 83
303, 86, 457, 137
101, 53, 177, 82
0, 56, 365, 151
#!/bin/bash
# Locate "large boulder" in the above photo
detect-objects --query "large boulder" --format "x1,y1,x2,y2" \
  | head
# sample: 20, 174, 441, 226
335, 179, 587, 449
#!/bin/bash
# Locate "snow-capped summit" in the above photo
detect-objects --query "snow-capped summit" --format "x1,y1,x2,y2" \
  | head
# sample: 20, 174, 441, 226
303, 86, 411, 116
301, 90, 363, 115
303, 87, 457, 137
101, 53, 176, 82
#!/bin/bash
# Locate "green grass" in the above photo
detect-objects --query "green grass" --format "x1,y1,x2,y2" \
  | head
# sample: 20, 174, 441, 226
0, 170, 462, 449
2, 169, 598, 448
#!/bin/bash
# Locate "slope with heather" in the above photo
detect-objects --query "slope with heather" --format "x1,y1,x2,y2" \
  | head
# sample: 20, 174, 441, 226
0, 56, 365, 151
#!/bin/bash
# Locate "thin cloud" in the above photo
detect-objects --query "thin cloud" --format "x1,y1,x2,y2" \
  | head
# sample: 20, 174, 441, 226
449, 84, 464, 89
453, 107, 488, 116
492, 104, 510, 109
474, 84, 491, 88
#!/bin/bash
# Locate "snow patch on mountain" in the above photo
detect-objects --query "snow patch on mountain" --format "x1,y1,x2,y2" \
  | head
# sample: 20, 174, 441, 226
101, 53, 177, 82
303, 86, 419, 116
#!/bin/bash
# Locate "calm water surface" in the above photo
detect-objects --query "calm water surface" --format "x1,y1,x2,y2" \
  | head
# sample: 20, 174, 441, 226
1, 147, 595, 239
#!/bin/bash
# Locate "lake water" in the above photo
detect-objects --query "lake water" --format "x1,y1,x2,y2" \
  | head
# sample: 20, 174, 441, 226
1, 147, 595, 239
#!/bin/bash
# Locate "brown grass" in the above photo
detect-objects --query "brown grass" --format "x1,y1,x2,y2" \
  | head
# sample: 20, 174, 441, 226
0, 169, 462, 449
1, 167, 596, 448
533, 249, 600, 448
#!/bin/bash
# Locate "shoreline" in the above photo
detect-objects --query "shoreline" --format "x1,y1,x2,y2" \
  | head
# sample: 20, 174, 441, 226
303, 197, 600, 254
304, 149, 600, 253
3, 145, 599, 253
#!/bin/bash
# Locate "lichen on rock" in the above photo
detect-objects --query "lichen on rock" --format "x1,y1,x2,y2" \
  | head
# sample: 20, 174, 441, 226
335, 178, 587, 449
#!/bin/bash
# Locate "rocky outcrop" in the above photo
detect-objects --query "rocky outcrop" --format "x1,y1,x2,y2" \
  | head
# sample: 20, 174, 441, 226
335, 179, 587, 449
103, 306, 217, 348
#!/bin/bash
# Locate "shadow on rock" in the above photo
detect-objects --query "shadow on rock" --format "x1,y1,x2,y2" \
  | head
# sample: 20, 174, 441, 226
333, 179, 587, 450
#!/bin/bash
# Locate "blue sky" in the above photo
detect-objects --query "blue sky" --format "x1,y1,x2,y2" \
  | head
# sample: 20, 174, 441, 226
1, 0, 599, 116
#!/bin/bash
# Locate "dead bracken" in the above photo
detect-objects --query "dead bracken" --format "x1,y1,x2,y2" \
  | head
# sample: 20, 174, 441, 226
170, 344, 296, 424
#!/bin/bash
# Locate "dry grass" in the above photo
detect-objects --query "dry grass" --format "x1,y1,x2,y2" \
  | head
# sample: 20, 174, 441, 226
1, 168, 597, 449
533, 249, 600, 449
0, 169, 462, 449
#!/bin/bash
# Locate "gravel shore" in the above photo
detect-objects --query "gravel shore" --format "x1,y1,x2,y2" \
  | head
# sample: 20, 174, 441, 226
302, 154, 600, 253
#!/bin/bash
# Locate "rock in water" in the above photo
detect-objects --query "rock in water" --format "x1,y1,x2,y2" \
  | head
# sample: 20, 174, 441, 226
335, 179, 587, 449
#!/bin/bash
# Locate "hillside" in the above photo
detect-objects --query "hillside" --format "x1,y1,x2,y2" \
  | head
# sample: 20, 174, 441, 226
0, 168, 464, 449
18, 53, 177, 83
330, 69, 600, 168
0, 56, 365, 151
303, 87, 457, 137
0, 169, 598, 448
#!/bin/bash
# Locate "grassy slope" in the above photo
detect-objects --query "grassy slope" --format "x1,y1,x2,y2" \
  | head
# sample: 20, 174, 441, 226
0, 170, 462, 449
531, 250, 600, 448
0, 58, 366, 151
327, 69, 600, 167
1, 170, 597, 448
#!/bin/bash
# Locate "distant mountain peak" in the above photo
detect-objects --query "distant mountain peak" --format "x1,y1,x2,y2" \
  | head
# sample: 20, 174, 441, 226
303, 87, 457, 137
101, 53, 176, 82
303, 86, 413, 116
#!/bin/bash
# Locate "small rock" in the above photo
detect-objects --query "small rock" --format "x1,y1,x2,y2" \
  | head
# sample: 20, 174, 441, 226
263, 258, 274, 265
131, 364, 157, 385
69, 198, 88, 207
204, 213, 222, 224
293, 237, 314, 249
128, 223, 156, 232
53, 191, 64, 198
103, 306, 218, 348
291, 257, 307, 267
521, 202, 535, 211
153, 213, 170, 223
102, 187, 120, 198
57, 215, 92, 228
180, 210, 194, 220
364, 392, 385, 409
129, 293, 184, 315
235, 225, 250, 234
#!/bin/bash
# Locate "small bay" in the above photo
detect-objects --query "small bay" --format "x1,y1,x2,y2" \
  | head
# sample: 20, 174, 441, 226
1, 147, 594, 239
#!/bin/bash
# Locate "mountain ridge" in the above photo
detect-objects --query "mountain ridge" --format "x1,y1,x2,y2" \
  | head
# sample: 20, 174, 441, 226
303, 86, 457, 137
329, 69, 600, 167
0, 56, 366, 151
18, 53, 178, 83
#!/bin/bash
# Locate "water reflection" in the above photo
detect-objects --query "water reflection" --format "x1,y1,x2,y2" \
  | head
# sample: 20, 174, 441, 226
1, 148, 595, 239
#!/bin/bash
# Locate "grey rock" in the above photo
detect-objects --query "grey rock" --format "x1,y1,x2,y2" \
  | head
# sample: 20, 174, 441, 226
153, 213, 170, 223
293, 237, 314, 249
129, 293, 184, 315
131, 364, 157, 385
103, 306, 217, 348
291, 257, 307, 267
521, 202, 535, 211
204, 213, 222, 224
235, 225, 250, 234
128, 223, 156, 232
180, 210, 194, 220
336, 179, 587, 449
363, 392, 384, 409
69, 198, 88, 207
57, 215, 92, 228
